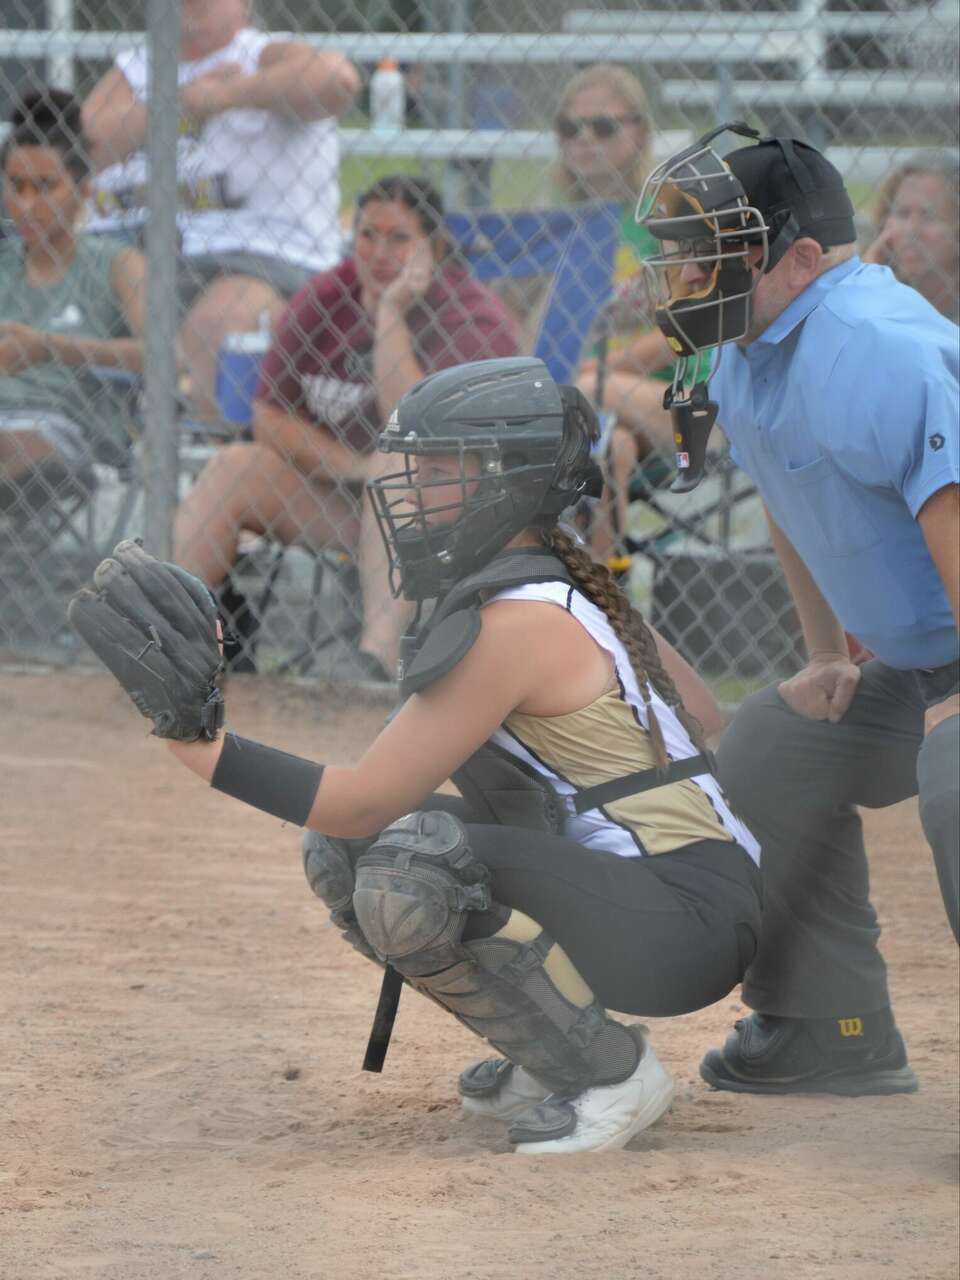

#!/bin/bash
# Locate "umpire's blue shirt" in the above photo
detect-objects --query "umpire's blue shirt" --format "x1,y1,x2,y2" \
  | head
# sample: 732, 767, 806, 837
713, 257, 959, 670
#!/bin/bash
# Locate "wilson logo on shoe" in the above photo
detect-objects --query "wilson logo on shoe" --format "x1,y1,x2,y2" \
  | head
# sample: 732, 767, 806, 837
837, 1018, 864, 1037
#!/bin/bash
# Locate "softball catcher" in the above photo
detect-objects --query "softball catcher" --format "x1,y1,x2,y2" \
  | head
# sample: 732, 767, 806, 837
70, 356, 761, 1155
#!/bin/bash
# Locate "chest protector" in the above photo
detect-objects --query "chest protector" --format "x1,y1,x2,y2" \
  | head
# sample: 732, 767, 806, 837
400, 548, 571, 834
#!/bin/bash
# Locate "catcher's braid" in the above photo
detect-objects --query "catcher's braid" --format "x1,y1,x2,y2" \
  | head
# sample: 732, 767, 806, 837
547, 529, 706, 766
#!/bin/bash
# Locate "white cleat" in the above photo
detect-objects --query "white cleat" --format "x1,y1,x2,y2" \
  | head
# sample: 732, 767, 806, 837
509, 1030, 674, 1155
458, 1056, 551, 1121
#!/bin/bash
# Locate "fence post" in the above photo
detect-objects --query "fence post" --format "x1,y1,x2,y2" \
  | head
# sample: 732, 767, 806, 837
45, 0, 75, 91
444, 0, 470, 209
142, 0, 181, 561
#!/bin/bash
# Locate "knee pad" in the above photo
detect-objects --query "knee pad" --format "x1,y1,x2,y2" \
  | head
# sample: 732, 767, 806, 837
302, 831, 359, 911
352, 811, 490, 972
302, 831, 380, 962
353, 812, 638, 1095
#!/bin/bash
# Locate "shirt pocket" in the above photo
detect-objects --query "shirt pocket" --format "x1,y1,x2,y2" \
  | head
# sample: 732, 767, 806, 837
780, 454, 881, 558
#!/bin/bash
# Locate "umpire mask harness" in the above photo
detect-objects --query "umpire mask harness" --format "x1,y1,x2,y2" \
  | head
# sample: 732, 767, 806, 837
370, 358, 601, 602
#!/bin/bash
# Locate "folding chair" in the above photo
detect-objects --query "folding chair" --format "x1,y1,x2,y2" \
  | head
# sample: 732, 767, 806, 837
446, 201, 621, 383
0, 366, 142, 656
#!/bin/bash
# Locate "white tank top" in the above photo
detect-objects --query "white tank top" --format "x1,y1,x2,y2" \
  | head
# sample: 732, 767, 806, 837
88, 28, 342, 271
487, 582, 761, 865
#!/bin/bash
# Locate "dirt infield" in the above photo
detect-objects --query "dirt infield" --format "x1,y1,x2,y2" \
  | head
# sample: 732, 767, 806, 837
2, 670, 957, 1280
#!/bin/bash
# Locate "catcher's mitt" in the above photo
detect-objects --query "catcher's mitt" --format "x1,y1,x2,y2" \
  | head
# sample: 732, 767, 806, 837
67, 539, 225, 742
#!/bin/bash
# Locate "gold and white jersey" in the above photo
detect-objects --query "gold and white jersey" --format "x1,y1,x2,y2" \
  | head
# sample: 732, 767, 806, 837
487, 581, 760, 864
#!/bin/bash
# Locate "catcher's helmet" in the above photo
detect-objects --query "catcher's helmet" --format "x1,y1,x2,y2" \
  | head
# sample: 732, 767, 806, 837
370, 357, 600, 601
636, 122, 856, 356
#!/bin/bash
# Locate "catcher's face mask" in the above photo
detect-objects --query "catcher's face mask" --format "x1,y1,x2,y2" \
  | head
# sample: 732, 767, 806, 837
371, 435, 505, 601
636, 123, 771, 357
370, 365, 602, 602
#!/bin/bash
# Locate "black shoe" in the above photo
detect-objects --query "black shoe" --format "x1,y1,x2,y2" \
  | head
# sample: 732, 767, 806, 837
700, 1012, 919, 1097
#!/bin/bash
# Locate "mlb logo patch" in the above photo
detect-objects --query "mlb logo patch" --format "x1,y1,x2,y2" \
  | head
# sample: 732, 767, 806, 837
676, 451, 690, 469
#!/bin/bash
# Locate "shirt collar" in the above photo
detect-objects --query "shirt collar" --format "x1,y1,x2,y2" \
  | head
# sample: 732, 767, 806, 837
752, 256, 862, 347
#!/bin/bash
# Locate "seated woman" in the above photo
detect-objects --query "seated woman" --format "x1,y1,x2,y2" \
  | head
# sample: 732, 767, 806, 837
72, 357, 762, 1156
173, 175, 520, 678
863, 154, 959, 323
544, 65, 714, 564
0, 89, 145, 521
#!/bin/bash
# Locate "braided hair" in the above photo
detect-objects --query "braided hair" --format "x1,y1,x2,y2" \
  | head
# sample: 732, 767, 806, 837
545, 527, 706, 768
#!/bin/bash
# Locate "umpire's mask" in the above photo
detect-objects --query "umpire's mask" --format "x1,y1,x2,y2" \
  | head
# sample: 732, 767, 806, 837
636, 122, 856, 356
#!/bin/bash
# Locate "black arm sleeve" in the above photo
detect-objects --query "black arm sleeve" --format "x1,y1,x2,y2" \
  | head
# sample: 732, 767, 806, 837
211, 733, 324, 826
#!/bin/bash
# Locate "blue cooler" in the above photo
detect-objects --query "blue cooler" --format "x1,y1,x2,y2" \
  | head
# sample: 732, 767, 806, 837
216, 329, 271, 427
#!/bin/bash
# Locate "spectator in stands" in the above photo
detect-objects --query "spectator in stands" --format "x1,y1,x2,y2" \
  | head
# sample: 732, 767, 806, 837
173, 175, 520, 681
547, 64, 710, 562
864, 154, 959, 323
81, 0, 359, 420
0, 89, 145, 520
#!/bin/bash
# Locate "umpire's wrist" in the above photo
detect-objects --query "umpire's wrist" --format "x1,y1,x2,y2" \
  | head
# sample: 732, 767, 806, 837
807, 648, 851, 664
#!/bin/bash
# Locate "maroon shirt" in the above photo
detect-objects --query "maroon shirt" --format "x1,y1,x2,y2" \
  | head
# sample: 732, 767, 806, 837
255, 257, 520, 452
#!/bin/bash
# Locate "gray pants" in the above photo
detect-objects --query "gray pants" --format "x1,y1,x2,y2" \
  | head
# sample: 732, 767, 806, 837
717, 658, 959, 1019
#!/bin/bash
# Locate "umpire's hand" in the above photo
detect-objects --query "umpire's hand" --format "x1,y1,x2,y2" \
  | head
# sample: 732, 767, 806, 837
778, 655, 862, 724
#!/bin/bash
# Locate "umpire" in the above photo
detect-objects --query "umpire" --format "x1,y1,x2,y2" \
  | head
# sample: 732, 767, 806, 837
637, 126, 958, 1095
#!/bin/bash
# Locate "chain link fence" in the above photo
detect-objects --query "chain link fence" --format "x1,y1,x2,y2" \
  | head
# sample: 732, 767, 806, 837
0, 0, 956, 692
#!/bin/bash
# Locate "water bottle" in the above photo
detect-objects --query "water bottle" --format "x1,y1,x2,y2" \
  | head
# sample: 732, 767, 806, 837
217, 310, 272, 427
370, 56, 405, 131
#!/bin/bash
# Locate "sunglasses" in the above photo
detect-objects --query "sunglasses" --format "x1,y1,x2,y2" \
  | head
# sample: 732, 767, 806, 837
555, 113, 645, 141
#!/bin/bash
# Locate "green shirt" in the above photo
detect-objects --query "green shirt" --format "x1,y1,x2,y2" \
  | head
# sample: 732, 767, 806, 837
0, 235, 133, 453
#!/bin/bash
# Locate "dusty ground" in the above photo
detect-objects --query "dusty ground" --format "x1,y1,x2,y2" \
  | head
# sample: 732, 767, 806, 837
1, 670, 957, 1280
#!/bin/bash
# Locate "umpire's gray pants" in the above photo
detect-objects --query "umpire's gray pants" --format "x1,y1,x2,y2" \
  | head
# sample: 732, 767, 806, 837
717, 659, 959, 1019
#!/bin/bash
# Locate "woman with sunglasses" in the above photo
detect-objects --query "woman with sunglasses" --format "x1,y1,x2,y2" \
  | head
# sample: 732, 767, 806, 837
552, 65, 714, 565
